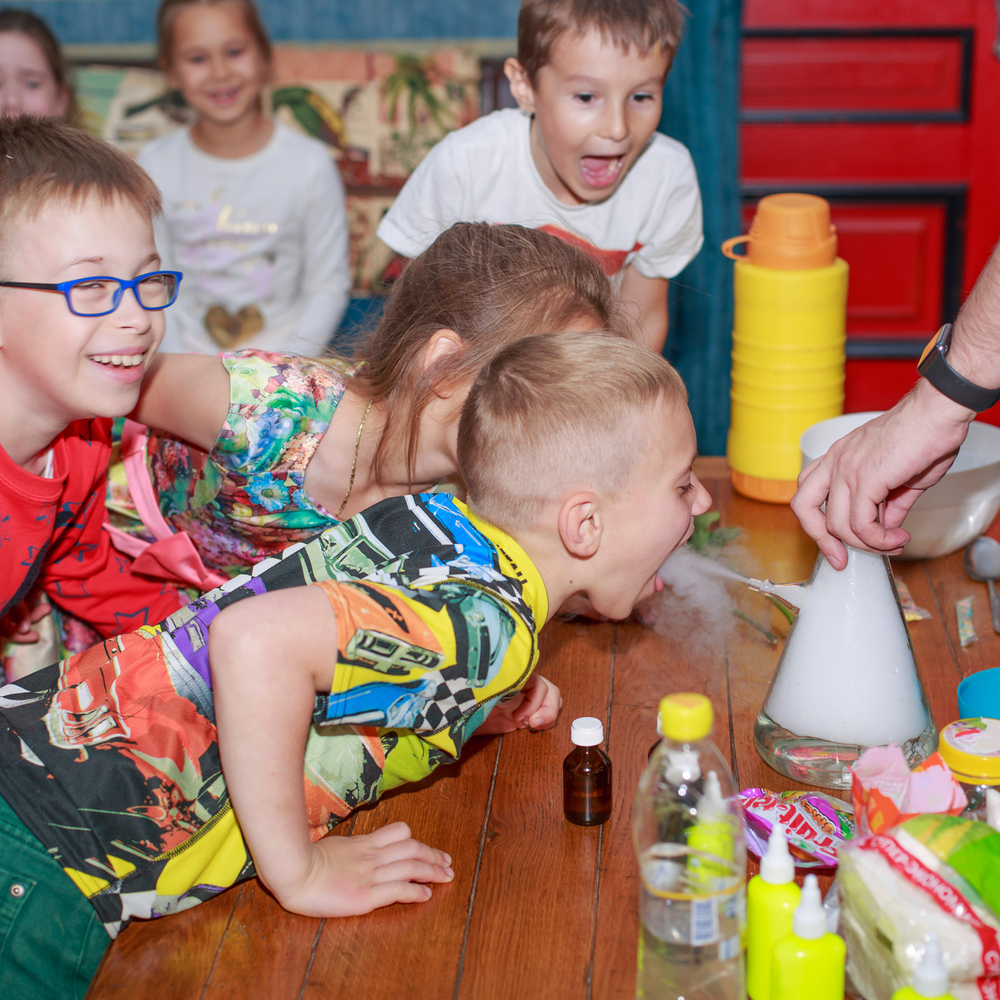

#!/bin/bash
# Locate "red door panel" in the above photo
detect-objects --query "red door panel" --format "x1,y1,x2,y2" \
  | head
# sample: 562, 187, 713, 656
740, 0, 1000, 426
742, 34, 967, 116
837, 205, 944, 335
844, 360, 919, 411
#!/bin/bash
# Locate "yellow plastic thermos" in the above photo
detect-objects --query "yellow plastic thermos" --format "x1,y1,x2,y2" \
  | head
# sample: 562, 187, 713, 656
723, 193, 849, 503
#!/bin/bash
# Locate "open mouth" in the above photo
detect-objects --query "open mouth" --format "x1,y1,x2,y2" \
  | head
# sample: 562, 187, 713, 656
580, 155, 625, 189
208, 86, 241, 105
89, 353, 145, 368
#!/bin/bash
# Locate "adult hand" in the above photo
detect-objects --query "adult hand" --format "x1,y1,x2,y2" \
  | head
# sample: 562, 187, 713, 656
791, 379, 975, 569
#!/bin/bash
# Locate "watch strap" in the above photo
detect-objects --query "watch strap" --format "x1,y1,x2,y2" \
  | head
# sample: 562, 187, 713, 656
916, 324, 1000, 412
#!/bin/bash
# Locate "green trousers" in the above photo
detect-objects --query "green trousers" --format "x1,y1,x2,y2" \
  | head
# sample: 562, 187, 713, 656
0, 792, 110, 1000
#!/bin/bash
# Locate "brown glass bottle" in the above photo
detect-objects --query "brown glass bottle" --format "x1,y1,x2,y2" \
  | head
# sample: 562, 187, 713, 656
563, 717, 613, 826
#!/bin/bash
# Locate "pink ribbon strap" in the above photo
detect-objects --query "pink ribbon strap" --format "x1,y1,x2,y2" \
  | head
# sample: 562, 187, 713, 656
105, 420, 228, 592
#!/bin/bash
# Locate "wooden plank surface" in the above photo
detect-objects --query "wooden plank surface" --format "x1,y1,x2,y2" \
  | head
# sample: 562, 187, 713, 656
86, 466, 993, 1000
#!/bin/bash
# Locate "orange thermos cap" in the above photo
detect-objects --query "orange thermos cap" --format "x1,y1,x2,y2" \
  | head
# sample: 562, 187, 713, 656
722, 193, 837, 270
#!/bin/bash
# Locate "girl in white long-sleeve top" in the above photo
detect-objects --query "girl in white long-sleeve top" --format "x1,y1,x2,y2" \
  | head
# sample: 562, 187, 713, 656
139, 0, 351, 356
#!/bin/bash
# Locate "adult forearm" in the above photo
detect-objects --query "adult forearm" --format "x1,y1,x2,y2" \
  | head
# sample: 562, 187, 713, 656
948, 239, 1000, 388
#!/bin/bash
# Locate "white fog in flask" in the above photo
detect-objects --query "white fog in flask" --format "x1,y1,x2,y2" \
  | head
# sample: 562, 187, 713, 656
749, 546, 936, 787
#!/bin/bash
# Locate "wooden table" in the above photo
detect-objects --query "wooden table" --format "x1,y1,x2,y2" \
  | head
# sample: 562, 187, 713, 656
86, 459, 996, 1000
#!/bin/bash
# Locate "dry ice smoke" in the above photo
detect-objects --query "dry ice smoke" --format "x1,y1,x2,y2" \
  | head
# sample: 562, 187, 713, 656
641, 544, 761, 659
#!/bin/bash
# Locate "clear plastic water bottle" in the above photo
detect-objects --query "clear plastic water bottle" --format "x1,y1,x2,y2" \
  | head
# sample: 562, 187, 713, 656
633, 693, 746, 999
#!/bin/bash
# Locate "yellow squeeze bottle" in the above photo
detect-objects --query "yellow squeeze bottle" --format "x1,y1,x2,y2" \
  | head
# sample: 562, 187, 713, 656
686, 770, 734, 886
891, 933, 957, 1000
771, 874, 845, 1000
747, 827, 800, 1000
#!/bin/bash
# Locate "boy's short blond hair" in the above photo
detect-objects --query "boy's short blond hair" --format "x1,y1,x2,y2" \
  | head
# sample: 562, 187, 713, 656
0, 116, 162, 268
458, 331, 688, 533
518, 0, 688, 83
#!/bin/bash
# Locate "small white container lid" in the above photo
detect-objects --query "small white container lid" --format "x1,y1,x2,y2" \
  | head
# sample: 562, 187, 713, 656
793, 875, 827, 940
571, 717, 604, 746
913, 932, 949, 997
760, 826, 795, 885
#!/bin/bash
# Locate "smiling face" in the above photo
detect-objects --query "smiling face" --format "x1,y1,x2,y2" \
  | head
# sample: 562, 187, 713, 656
507, 27, 669, 207
585, 397, 712, 619
0, 31, 67, 118
166, 2, 269, 130
0, 193, 165, 432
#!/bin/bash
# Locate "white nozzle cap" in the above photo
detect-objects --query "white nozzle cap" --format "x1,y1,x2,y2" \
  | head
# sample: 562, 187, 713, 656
698, 771, 726, 822
912, 932, 949, 998
792, 874, 828, 940
760, 826, 795, 885
571, 717, 604, 747
986, 788, 1000, 833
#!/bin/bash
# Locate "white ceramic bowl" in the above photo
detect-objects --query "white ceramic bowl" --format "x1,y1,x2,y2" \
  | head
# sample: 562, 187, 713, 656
800, 411, 1000, 559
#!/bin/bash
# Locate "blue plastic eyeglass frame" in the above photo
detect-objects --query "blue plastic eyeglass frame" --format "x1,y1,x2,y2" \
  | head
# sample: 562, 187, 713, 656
0, 270, 183, 317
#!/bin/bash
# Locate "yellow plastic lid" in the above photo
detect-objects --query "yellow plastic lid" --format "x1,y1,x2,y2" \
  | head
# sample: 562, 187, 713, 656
938, 719, 1000, 784
659, 693, 713, 742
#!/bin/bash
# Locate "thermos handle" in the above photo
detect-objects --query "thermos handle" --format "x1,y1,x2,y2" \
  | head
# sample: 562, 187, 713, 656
721, 235, 750, 260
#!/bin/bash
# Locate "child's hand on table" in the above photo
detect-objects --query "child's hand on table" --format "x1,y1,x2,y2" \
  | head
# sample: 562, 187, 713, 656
278, 821, 454, 918
478, 673, 562, 735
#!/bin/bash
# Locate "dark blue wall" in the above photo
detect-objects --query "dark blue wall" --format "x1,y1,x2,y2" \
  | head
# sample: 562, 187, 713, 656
4, 0, 522, 44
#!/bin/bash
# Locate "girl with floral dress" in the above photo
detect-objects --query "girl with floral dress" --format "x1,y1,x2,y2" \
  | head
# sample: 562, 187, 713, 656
107, 222, 623, 581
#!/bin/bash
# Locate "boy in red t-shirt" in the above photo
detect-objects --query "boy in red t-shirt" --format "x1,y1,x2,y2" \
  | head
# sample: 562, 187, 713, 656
0, 116, 186, 673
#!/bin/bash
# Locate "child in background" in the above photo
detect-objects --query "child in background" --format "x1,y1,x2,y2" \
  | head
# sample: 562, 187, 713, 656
113, 223, 618, 580
376, 0, 701, 354
0, 116, 185, 668
139, 0, 350, 355
0, 8, 77, 120
0, 331, 711, 999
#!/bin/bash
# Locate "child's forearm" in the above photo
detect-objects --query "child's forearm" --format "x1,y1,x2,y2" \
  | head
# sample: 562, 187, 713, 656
131, 353, 231, 451
209, 587, 338, 905
620, 267, 669, 353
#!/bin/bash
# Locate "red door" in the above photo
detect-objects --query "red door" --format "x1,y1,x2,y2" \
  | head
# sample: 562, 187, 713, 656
740, 0, 1000, 423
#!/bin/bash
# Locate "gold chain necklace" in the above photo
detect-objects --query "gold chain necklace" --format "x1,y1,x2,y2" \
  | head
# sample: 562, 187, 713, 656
336, 398, 372, 519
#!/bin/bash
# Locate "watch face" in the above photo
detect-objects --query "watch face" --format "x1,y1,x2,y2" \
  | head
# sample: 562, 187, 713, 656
918, 334, 939, 367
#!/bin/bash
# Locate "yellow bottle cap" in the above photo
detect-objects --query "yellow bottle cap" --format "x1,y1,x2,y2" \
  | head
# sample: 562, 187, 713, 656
658, 693, 713, 742
938, 719, 1000, 785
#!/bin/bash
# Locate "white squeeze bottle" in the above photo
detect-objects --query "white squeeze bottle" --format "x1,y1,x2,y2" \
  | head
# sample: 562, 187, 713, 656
633, 693, 747, 999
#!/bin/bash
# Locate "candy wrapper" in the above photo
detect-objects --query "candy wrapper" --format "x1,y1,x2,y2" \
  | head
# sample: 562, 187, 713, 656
851, 745, 968, 838
741, 787, 855, 869
895, 576, 931, 622
958, 595, 978, 647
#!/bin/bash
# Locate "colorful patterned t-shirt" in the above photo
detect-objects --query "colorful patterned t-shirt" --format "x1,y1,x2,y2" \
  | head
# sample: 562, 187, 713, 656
0, 494, 546, 938
107, 350, 349, 578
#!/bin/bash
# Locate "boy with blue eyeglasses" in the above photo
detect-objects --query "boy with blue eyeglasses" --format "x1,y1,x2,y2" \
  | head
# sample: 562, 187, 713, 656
0, 115, 187, 676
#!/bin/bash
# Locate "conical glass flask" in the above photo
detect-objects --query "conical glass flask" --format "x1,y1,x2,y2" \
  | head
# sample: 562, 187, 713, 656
748, 546, 937, 789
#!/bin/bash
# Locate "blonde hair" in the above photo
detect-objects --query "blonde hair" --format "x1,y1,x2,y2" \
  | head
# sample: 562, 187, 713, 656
458, 330, 688, 533
346, 222, 624, 485
0, 115, 161, 266
517, 0, 687, 83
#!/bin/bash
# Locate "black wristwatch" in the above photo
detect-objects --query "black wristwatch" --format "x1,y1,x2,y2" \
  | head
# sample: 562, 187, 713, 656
916, 323, 1000, 412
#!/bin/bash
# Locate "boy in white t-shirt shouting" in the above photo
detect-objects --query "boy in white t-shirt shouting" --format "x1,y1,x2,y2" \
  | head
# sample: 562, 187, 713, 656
376, 0, 701, 354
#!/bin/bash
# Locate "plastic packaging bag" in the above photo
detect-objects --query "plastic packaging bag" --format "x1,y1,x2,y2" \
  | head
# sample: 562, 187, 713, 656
838, 814, 1000, 999
852, 746, 968, 837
